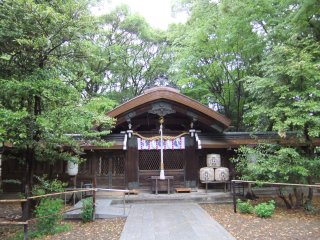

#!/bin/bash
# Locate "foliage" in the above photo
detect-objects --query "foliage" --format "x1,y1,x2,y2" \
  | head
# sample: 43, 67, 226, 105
0, 0, 115, 195
81, 197, 94, 222
169, 0, 265, 130
99, 5, 171, 102
241, 0, 320, 138
232, 144, 320, 208
236, 199, 254, 214
65, 4, 172, 103
254, 200, 276, 218
232, 144, 316, 184
31, 175, 67, 196
170, 0, 320, 133
34, 198, 68, 236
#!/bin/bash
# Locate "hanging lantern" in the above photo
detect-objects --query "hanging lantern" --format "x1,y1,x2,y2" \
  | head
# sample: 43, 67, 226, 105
67, 160, 79, 176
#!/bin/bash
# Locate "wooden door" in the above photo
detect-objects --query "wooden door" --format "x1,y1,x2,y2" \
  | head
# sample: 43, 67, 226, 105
96, 153, 125, 188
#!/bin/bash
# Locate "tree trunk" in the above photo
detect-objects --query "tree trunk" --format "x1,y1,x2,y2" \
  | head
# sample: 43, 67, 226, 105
278, 188, 292, 209
307, 187, 313, 201
288, 193, 294, 207
293, 187, 303, 208
304, 186, 314, 211
22, 146, 35, 219
245, 183, 258, 200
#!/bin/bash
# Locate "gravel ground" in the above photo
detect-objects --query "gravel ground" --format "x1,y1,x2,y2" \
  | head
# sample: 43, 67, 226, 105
201, 200, 320, 240
41, 218, 126, 240
0, 203, 125, 240
1, 198, 320, 240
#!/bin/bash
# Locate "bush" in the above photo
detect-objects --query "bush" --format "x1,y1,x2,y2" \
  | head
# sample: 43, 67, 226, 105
237, 199, 254, 214
32, 175, 67, 196
34, 198, 66, 235
254, 200, 276, 218
81, 197, 93, 222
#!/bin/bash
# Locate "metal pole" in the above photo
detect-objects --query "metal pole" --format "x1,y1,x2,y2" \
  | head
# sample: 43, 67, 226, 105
93, 176, 96, 221
232, 181, 237, 213
73, 176, 76, 206
123, 193, 126, 216
159, 117, 165, 180
23, 223, 28, 240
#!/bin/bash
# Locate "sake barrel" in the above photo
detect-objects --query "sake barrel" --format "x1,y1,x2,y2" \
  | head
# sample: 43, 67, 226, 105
67, 161, 79, 176
206, 154, 221, 168
215, 167, 229, 181
200, 167, 215, 182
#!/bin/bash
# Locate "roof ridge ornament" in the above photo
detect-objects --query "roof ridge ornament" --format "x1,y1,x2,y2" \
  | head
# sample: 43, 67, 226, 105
144, 75, 180, 93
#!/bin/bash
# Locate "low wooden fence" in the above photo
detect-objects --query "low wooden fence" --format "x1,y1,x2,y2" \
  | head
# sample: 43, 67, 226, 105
0, 187, 129, 240
231, 180, 320, 213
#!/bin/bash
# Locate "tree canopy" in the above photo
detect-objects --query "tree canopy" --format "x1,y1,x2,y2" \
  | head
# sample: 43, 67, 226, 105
0, 0, 319, 200
0, 0, 115, 193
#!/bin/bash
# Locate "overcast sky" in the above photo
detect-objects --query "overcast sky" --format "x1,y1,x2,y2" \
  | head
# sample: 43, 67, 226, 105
92, 0, 187, 29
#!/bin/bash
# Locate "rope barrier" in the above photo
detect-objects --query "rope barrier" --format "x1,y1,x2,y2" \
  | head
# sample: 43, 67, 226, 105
132, 132, 188, 141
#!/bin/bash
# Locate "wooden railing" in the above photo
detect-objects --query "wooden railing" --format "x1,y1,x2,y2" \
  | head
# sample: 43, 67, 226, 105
0, 187, 130, 240
231, 180, 320, 213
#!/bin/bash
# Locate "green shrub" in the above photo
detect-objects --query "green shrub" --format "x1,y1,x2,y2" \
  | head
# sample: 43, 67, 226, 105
34, 198, 66, 235
254, 200, 276, 218
237, 199, 254, 214
81, 197, 93, 222
32, 175, 67, 196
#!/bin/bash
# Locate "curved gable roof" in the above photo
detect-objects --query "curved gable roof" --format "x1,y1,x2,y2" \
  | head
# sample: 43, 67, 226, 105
107, 87, 231, 130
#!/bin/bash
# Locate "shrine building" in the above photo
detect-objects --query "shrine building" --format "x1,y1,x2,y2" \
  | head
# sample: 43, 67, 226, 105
3, 86, 319, 192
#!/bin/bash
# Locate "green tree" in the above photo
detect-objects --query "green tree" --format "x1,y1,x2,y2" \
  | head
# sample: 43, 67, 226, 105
102, 5, 171, 102
67, 4, 172, 103
0, 0, 114, 203
234, 0, 320, 209
169, 0, 265, 130
233, 144, 320, 209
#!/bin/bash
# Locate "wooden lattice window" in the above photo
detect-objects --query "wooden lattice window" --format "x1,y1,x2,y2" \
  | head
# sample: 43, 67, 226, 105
139, 150, 184, 170
96, 154, 124, 176
112, 155, 124, 176
96, 157, 109, 176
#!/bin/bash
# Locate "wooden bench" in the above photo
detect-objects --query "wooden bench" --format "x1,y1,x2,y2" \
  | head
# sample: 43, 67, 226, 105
125, 189, 139, 195
175, 188, 191, 193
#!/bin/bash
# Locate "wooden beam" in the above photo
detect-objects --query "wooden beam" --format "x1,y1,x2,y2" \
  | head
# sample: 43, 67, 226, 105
232, 180, 320, 189
107, 87, 231, 128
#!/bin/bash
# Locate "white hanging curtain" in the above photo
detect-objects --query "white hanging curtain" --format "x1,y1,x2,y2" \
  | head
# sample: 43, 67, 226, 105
137, 137, 185, 150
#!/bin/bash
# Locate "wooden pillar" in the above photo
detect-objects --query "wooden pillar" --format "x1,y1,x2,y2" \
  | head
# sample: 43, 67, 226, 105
126, 137, 139, 189
91, 151, 97, 221
185, 136, 197, 188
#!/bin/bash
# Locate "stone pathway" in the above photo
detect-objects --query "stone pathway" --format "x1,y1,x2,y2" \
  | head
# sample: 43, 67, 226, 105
120, 203, 235, 240
65, 199, 129, 219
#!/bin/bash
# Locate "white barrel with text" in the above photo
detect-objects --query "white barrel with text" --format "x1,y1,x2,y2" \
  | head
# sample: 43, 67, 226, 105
214, 167, 229, 181
200, 167, 215, 182
206, 154, 221, 168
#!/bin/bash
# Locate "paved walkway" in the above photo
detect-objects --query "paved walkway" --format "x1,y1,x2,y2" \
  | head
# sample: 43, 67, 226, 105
120, 203, 235, 240
65, 199, 129, 219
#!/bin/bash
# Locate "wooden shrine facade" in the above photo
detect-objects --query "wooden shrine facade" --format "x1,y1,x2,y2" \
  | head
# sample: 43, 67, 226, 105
78, 86, 234, 190
74, 87, 319, 190
2, 86, 320, 192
